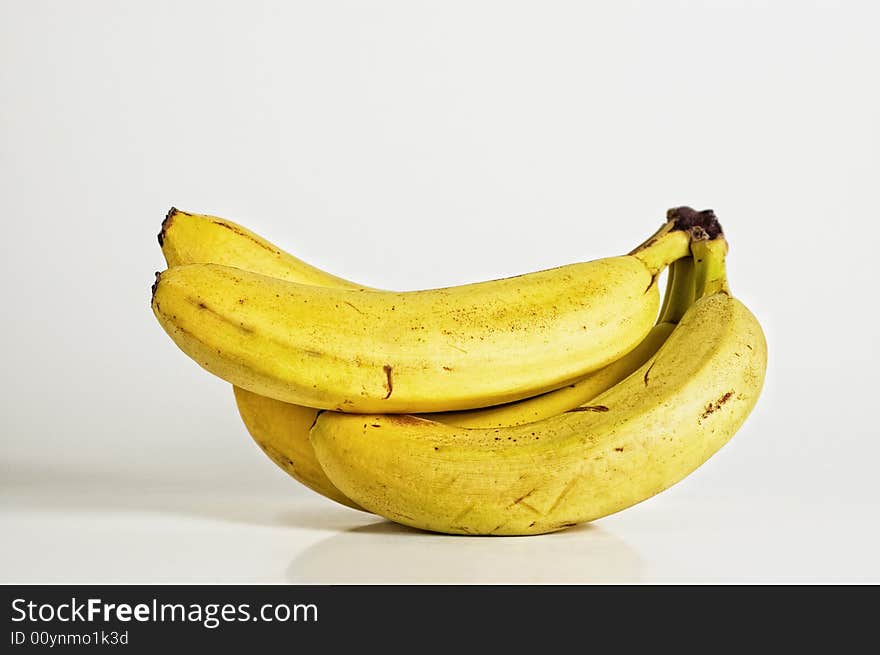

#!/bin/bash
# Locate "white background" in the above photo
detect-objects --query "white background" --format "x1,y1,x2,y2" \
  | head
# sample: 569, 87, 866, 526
2, 0, 878, 583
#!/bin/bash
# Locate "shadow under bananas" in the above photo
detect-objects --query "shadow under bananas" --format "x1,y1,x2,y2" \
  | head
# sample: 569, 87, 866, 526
3, 458, 369, 532
7, 458, 643, 583
287, 519, 644, 584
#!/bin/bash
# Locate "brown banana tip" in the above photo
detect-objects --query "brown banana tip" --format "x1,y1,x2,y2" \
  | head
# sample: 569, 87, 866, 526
689, 225, 710, 241
667, 206, 724, 239
151, 271, 162, 301
157, 207, 179, 247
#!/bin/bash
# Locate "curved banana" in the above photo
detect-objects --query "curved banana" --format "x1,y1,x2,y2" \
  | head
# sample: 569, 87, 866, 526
310, 225, 768, 535
159, 208, 369, 289
427, 256, 695, 428
151, 213, 699, 413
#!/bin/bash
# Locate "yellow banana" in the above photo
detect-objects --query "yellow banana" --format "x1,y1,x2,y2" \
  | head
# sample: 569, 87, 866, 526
151, 214, 696, 414
427, 256, 695, 428
310, 224, 767, 535
159, 207, 369, 289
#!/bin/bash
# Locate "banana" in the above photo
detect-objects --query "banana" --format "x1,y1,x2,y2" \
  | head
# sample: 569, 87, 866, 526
151, 212, 698, 414
427, 256, 695, 428
159, 207, 369, 289
309, 223, 767, 535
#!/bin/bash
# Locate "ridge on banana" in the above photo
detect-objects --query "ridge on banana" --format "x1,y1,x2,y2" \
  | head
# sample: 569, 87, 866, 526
151, 210, 708, 413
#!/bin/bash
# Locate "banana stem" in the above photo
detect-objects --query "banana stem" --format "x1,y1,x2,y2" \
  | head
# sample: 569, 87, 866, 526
630, 227, 692, 275
629, 206, 722, 276
656, 258, 675, 324
657, 256, 696, 325
691, 229, 730, 298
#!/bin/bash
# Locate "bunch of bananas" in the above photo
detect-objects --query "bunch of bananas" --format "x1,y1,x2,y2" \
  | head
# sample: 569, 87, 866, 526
151, 206, 766, 535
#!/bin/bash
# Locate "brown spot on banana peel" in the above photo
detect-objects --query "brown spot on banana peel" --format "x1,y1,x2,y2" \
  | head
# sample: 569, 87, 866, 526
387, 415, 432, 426
566, 405, 609, 413
690, 225, 710, 243
517, 501, 543, 516
157, 207, 181, 247
701, 391, 734, 419
212, 220, 281, 255
383, 365, 393, 399
343, 301, 365, 315
256, 441, 296, 472
451, 504, 475, 523
170, 323, 193, 340
151, 271, 162, 300
547, 478, 578, 516
185, 296, 255, 334
307, 409, 325, 432
510, 488, 537, 507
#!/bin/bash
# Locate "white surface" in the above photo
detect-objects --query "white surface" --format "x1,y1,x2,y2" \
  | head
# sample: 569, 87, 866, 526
2, 1, 878, 584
